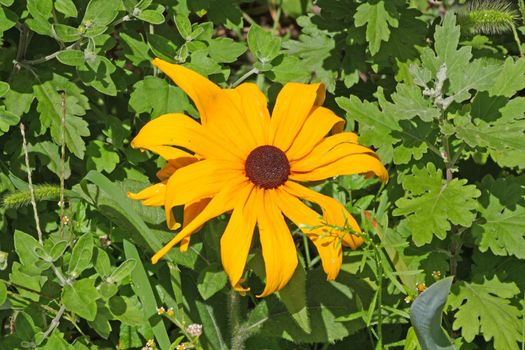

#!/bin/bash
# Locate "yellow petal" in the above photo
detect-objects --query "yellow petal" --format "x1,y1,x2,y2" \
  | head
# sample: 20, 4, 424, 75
152, 179, 253, 264
286, 107, 345, 161
256, 190, 298, 297
146, 145, 194, 161
128, 182, 167, 207
156, 157, 198, 181
229, 83, 271, 145
220, 187, 259, 290
290, 153, 388, 183
201, 89, 261, 157
179, 197, 211, 252
269, 83, 325, 152
163, 159, 243, 229
131, 113, 241, 161
152, 58, 221, 124
274, 188, 345, 280
283, 181, 363, 249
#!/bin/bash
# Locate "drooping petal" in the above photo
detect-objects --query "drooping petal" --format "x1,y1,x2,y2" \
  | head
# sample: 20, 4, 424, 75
256, 190, 298, 297
220, 187, 259, 291
131, 113, 242, 161
163, 159, 243, 229
152, 58, 221, 124
274, 188, 346, 280
286, 107, 345, 161
128, 183, 167, 207
269, 83, 325, 152
151, 179, 253, 264
282, 181, 363, 249
179, 197, 212, 252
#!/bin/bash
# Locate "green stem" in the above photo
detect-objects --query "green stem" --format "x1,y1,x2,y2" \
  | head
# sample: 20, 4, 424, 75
302, 234, 312, 268
230, 67, 259, 88
511, 23, 524, 58
519, 0, 525, 24
229, 291, 244, 350
375, 247, 383, 349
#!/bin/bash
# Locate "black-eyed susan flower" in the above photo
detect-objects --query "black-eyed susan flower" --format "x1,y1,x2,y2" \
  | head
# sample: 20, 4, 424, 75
129, 58, 388, 296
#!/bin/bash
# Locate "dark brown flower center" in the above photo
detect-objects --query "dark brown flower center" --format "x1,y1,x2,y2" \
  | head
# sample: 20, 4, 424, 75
245, 145, 290, 189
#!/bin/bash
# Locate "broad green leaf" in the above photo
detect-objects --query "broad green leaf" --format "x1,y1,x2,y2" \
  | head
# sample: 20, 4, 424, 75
26, 0, 53, 36
77, 56, 117, 96
208, 38, 246, 63
174, 13, 192, 40
62, 279, 99, 321
0, 81, 9, 97
268, 55, 310, 84
53, 24, 82, 42
247, 24, 281, 64
410, 277, 454, 350
197, 263, 228, 300
354, 1, 398, 55
67, 233, 93, 277
0, 280, 7, 305
123, 240, 171, 349
393, 163, 480, 246
57, 50, 85, 66
129, 76, 190, 117
54, 0, 78, 18
14, 230, 40, 267
449, 277, 522, 350
119, 32, 150, 65
49, 240, 68, 261
277, 262, 310, 333
82, 0, 121, 26
29, 141, 72, 179
94, 247, 111, 277
0, 107, 19, 136
136, 8, 165, 24
472, 175, 525, 259
206, 0, 243, 30
488, 57, 525, 97
86, 140, 120, 174
107, 259, 136, 284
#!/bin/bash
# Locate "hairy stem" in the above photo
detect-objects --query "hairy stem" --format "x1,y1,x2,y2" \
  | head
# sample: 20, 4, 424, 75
511, 23, 524, 57
230, 67, 259, 88
20, 124, 43, 244
59, 91, 66, 238
229, 291, 244, 350
38, 304, 66, 344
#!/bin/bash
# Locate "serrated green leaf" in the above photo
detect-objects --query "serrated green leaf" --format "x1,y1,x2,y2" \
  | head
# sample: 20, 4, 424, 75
119, 32, 151, 65
0, 107, 19, 136
86, 140, 120, 174
129, 76, 190, 117
77, 55, 117, 96
449, 276, 522, 350
197, 263, 228, 300
67, 233, 93, 277
410, 277, 454, 350
208, 37, 246, 63
489, 57, 525, 97
354, 1, 398, 55
62, 279, 99, 321
54, 0, 77, 18
393, 163, 481, 246
473, 175, 525, 259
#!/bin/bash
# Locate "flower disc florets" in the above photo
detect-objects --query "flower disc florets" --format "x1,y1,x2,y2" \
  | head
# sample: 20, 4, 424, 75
245, 145, 290, 189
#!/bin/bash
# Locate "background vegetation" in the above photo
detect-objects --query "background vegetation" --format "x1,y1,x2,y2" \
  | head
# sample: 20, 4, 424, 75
1, 0, 524, 349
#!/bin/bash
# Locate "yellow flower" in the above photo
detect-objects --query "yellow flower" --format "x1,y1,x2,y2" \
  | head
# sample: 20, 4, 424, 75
129, 58, 388, 296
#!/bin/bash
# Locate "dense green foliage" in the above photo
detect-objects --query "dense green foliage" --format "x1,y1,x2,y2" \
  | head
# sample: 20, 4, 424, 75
1, 0, 525, 349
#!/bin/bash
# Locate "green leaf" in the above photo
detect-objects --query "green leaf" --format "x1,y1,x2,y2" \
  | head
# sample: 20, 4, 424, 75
82, 0, 121, 27
26, 0, 53, 36
119, 32, 151, 65
33, 74, 90, 159
393, 163, 481, 246
277, 262, 310, 333
86, 140, 120, 174
77, 56, 117, 96
94, 247, 111, 277
197, 263, 228, 300
67, 233, 93, 277
123, 240, 171, 350
0, 107, 19, 136
129, 76, 190, 117
49, 240, 68, 261
0, 280, 7, 305
29, 141, 72, 179
268, 55, 310, 84
208, 38, 246, 63
354, 1, 399, 55
488, 57, 525, 97
410, 277, 454, 350
247, 24, 281, 64
14, 230, 40, 267
62, 279, 99, 321
449, 276, 522, 350
174, 13, 192, 40
136, 8, 165, 24
53, 24, 82, 42
57, 50, 85, 66
472, 175, 525, 259
54, 0, 78, 18
0, 81, 9, 97
107, 259, 136, 284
